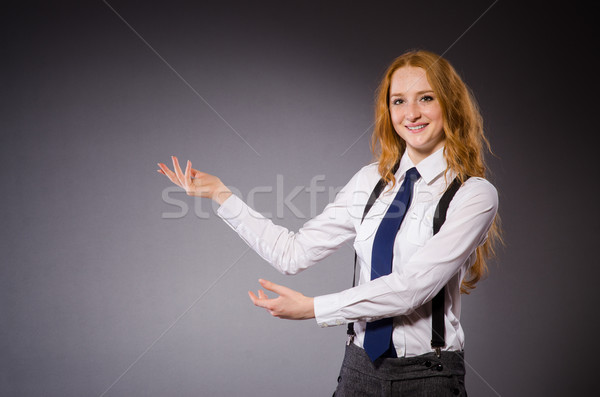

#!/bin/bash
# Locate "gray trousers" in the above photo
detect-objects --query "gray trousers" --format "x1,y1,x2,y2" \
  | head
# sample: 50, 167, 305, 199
333, 343, 467, 397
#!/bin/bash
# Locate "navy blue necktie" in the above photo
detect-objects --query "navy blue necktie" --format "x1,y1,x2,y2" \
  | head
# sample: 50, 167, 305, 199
363, 167, 420, 362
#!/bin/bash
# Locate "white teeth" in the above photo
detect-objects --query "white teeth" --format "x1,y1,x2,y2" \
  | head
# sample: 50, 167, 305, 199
407, 124, 426, 131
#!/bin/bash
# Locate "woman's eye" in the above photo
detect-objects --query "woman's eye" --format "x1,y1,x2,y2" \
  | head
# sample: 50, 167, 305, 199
420, 95, 434, 102
392, 98, 404, 105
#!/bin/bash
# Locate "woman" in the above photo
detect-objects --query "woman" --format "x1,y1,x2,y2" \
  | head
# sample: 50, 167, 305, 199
157, 49, 501, 396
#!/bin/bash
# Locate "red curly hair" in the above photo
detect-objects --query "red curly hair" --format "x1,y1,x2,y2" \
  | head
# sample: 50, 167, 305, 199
371, 49, 502, 293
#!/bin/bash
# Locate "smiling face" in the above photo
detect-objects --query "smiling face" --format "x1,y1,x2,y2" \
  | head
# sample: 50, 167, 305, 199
389, 66, 445, 164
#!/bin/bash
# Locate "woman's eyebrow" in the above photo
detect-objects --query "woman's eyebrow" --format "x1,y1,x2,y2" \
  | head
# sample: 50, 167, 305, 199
390, 90, 434, 97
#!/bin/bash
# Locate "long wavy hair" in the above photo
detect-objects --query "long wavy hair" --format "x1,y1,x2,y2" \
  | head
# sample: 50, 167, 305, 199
370, 49, 502, 293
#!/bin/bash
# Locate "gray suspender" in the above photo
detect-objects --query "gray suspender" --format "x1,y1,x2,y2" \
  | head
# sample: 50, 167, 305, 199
430, 175, 469, 357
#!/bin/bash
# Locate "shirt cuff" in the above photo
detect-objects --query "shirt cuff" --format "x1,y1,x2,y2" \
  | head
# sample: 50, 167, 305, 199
216, 193, 246, 229
314, 293, 346, 328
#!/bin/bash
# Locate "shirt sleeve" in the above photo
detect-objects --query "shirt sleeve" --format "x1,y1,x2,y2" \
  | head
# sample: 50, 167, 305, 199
216, 168, 364, 275
314, 177, 498, 326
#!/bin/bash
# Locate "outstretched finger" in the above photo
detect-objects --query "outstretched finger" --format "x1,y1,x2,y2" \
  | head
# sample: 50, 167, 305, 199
171, 156, 187, 187
157, 163, 182, 187
248, 290, 259, 304
258, 279, 288, 296
248, 291, 271, 310
157, 162, 172, 174
184, 159, 192, 181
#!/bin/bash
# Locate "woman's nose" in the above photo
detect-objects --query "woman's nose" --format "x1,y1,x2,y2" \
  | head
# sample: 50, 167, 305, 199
405, 102, 420, 121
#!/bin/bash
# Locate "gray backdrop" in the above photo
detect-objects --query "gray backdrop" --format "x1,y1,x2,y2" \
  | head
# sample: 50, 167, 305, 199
2, 1, 597, 396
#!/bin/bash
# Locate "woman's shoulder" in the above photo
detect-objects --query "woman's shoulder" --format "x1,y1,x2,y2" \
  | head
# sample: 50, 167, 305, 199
336, 162, 383, 201
352, 162, 383, 187
458, 176, 499, 207
464, 176, 497, 192
357, 161, 380, 178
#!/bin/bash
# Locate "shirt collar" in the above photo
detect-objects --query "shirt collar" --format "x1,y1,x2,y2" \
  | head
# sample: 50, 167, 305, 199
395, 146, 447, 185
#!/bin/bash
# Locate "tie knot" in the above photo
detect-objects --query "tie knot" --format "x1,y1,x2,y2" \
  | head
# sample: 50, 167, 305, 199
405, 167, 420, 183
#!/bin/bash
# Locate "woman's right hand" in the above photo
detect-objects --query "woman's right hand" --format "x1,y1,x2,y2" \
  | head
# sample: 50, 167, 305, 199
157, 155, 232, 205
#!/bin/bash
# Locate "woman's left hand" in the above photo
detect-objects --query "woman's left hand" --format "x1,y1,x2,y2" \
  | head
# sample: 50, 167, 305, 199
248, 279, 315, 320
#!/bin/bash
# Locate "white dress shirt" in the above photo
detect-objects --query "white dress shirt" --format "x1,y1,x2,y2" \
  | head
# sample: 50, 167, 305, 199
217, 147, 498, 357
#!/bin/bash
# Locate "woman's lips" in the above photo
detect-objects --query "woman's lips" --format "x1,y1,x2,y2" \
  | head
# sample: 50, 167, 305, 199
405, 123, 428, 132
